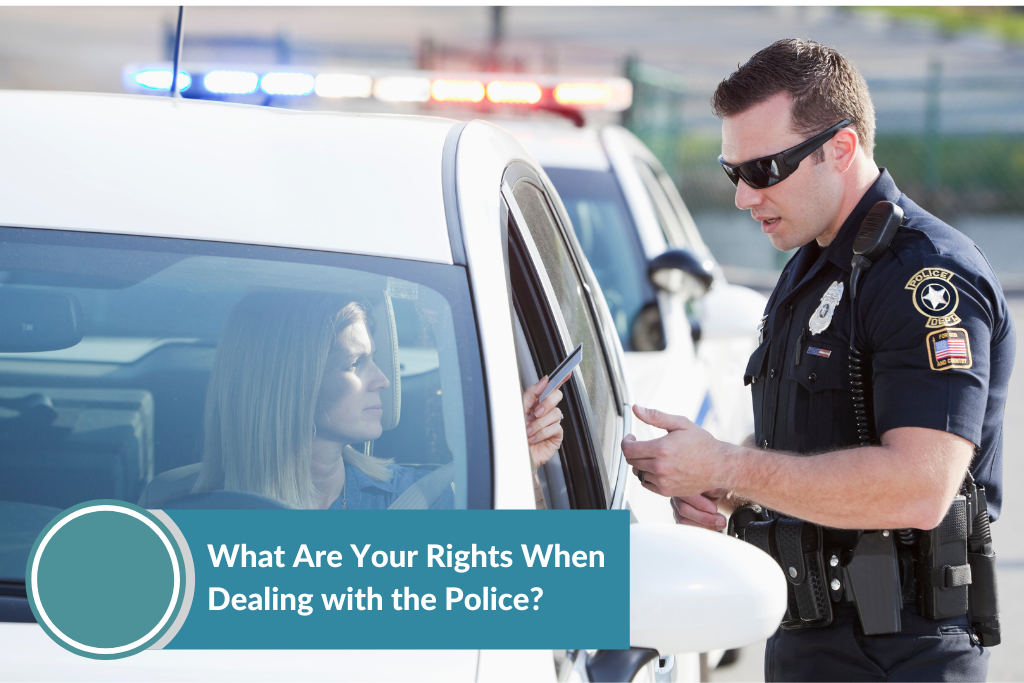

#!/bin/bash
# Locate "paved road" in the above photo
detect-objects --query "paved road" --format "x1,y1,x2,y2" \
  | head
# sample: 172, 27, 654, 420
714, 295, 1024, 682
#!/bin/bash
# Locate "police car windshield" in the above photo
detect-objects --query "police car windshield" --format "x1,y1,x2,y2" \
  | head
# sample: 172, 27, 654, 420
0, 227, 487, 584
542, 167, 653, 350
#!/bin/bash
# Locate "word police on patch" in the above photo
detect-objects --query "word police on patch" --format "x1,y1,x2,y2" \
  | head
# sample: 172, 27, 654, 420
926, 327, 973, 371
906, 267, 961, 328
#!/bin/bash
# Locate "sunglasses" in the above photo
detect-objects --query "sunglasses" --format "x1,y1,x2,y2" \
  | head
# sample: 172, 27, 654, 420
718, 119, 852, 189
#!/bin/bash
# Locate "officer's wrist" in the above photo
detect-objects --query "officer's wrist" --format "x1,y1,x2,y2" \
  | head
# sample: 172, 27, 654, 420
711, 440, 754, 497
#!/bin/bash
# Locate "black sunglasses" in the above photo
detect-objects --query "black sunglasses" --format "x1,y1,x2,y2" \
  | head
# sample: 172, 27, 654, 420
718, 119, 852, 189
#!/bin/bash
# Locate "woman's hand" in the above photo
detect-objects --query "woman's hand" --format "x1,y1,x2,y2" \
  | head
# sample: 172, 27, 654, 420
523, 375, 567, 470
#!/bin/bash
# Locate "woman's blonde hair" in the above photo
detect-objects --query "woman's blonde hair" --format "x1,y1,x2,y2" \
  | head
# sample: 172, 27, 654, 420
195, 290, 393, 508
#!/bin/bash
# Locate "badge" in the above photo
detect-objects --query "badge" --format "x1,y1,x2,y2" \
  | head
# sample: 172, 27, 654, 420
905, 268, 961, 328
926, 327, 972, 371
809, 281, 844, 335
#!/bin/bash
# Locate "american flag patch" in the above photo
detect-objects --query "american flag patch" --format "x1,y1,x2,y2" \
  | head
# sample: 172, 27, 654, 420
806, 346, 832, 358
927, 327, 972, 371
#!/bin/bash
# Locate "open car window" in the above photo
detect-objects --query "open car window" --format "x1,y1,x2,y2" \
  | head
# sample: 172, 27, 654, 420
0, 227, 488, 584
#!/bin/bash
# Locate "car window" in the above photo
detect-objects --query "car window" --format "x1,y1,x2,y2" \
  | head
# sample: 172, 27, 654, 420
654, 164, 710, 255
509, 180, 619, 483
543, 167, 653, 351
634, 158, 690, 249
0, 227, 488, 583
504, 193, 607, 510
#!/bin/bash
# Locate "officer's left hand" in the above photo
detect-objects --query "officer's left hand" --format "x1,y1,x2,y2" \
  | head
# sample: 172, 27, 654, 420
622, 405, 727, 499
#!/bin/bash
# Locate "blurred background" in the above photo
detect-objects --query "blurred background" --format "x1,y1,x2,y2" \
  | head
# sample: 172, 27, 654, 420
1, 6, 1023, 291
1, 6, 1021, 680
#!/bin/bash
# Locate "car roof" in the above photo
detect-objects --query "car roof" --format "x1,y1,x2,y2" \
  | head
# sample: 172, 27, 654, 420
493, 119, 610, 172
0, 90, 457, 264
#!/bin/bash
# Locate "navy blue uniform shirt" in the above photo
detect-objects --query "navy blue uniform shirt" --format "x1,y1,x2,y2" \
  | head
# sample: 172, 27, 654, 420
744, 169, 1015, 520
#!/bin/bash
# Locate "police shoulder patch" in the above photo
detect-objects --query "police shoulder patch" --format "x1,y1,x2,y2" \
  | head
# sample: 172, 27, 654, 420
926, 327, 972, 371
905, 267, 961, 328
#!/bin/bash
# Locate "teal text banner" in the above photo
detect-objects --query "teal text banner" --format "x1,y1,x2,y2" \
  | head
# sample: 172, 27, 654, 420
165, 510, 628, 650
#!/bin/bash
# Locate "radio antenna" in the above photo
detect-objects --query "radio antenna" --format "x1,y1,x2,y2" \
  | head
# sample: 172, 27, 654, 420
170, 6, 186, 97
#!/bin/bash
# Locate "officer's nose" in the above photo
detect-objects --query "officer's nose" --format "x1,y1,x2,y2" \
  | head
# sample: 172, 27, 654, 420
734, 178, 762, 211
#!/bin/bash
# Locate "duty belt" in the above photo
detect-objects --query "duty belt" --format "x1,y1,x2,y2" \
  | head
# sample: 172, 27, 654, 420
728, 475, 1000, 644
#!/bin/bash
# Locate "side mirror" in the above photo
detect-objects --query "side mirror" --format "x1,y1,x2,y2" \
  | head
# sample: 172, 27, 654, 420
647, 248, 714, 300
630, 524, 787, 655
0, 290, 83, 352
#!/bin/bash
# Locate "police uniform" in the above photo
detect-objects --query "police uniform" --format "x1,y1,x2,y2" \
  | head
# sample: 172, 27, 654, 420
743, 169, 1016, 681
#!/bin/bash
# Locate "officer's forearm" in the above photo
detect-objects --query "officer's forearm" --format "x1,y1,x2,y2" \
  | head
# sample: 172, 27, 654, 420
716, 427, 974, 530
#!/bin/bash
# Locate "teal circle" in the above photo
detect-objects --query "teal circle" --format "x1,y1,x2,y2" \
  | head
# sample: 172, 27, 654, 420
26, 500, 187, 660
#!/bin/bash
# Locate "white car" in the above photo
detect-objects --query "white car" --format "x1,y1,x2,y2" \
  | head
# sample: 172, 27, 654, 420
502, 121, 769, 448
0, 91, 784, 682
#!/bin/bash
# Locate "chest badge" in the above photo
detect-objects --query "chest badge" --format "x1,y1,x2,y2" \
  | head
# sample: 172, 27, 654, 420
809, 281, 844, 335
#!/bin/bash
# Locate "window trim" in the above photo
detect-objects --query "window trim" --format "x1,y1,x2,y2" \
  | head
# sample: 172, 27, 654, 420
502, 163, 628, 408
502, 189, 608, 510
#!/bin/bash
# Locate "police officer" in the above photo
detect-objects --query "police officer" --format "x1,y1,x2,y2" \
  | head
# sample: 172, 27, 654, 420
622, 39, 1015, 681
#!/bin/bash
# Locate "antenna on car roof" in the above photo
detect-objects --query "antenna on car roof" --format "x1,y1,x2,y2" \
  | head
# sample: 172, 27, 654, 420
169, 6, 186, 98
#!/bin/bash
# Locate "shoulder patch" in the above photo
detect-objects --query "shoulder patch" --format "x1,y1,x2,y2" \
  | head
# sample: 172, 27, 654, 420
905, 267, 961, 328
926, 327, 972, 371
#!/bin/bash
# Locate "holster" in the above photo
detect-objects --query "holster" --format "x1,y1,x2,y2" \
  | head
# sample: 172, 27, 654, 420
730, 509, 832, 629
729, 490, 998, 641
964, 477, 1001, 646
917, 495, 972, 620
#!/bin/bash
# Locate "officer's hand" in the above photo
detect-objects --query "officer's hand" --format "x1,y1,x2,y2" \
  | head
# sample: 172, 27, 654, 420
622, 405, 725, 498
671, 493, 728, 531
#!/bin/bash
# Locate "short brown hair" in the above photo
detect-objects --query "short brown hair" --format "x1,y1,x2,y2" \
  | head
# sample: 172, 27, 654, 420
712, 39, 875, 159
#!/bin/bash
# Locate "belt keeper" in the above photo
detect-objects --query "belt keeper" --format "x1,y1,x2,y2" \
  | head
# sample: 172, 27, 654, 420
932, 564, 972, 590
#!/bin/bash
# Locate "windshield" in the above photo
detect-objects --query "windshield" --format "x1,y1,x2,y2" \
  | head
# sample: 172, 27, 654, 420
542, 167, 653, 351
0, 227, 488, 584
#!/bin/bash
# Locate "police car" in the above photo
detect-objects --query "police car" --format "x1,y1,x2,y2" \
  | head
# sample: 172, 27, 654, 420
0, 90, 785, 681
121, 63, 767, 445
499, 120, 769, 448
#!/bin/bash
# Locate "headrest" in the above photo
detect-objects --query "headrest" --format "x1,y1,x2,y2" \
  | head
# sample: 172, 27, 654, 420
368, 291, 401, 431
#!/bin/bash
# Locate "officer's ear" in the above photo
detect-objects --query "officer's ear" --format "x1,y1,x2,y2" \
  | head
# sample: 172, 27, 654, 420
830, 126, 860, 174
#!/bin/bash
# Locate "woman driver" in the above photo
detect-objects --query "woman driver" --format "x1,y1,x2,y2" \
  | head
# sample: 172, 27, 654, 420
194, 290, 565, 509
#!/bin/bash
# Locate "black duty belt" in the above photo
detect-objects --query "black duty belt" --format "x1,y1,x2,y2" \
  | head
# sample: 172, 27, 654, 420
727, 481, 1000, 645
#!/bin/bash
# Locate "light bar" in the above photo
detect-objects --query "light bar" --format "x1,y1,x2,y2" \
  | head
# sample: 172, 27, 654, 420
554, 83, 613, 107
260, 72, 315, 96
431, 79, 485, 103
204, 71, 259, 95
315, 74, 372, 99
134, 69, 191, 92
373, 76, 432, 103
487, 81, 542, 105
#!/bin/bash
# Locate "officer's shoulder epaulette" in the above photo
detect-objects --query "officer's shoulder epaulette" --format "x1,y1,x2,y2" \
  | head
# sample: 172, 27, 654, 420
886, 197, 984, 274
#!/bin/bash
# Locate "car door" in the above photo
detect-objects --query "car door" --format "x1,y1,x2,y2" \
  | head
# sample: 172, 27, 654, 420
499, 162, 629, 511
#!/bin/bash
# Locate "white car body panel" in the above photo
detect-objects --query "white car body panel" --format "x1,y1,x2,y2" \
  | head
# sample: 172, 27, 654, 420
454, 120, 538, 511
0, 91, 454, 265
0, 627, 479, 681
630, 525, 787, 654
0, 93, 783, 681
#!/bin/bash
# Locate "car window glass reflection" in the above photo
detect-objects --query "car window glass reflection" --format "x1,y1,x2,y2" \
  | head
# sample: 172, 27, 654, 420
0, 228, 489, 583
